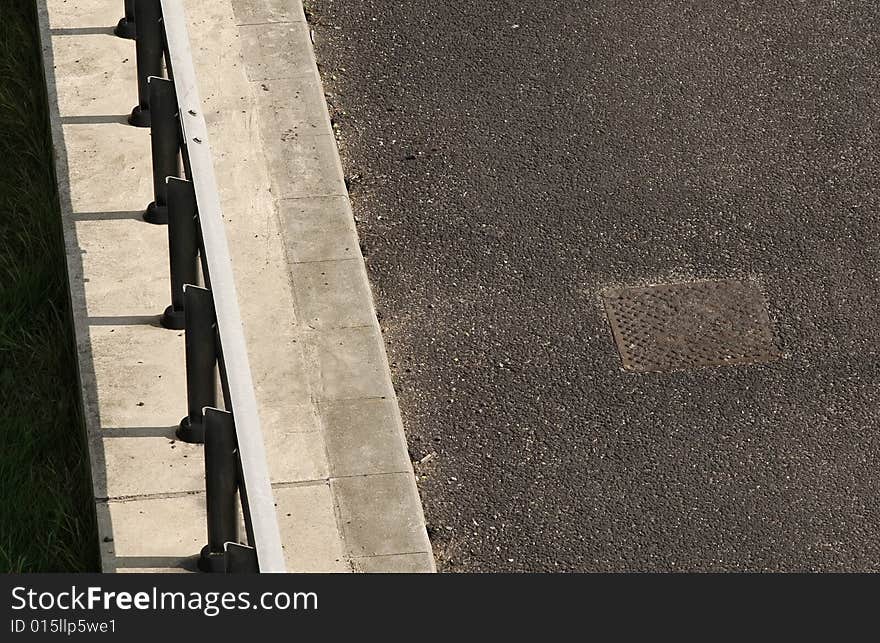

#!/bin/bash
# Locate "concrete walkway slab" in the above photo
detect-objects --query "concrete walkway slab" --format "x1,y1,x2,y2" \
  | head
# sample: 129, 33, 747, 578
278, 196, 361, 263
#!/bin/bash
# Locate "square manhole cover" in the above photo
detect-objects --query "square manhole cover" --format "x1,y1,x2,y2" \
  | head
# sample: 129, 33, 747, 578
602, 279, 781, 373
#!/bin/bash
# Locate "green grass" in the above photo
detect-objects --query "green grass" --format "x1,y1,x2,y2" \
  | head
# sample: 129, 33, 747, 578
0, 1, 98, 572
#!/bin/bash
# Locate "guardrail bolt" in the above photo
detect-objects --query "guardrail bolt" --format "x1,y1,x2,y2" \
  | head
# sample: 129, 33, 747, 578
199, 408, 240, 573
145, 76, 180, 224
162, 178, 199, 329
114, 0, 137, 39
178, 285, 217, 444
128, 0, 163, 128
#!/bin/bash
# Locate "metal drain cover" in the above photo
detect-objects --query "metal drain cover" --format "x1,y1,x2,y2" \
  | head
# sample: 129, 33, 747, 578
603, 279, 781, 373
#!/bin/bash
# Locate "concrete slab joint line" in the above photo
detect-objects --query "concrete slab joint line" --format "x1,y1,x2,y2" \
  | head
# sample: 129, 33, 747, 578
38, 0, 434, 573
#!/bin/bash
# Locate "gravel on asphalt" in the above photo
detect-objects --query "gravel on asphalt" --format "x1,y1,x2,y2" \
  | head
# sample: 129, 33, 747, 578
311, 0, 880, 571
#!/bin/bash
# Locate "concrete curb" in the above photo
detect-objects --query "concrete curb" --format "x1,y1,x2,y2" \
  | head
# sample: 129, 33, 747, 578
231, 0, 436, 572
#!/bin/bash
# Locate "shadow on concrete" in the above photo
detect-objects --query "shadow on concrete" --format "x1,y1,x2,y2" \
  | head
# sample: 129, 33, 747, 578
71, 210, 144, 221
88, 314, 163, 327
50, 26, 115, 36
61, 114, 130, 125
101, 426, 179, 439
109, 556, 200, 572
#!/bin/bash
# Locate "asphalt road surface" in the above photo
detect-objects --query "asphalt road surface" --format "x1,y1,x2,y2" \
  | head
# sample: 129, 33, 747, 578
310, 1, 880, 571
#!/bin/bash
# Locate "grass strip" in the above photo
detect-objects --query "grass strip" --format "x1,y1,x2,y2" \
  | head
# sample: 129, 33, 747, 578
0, 0, 98, 572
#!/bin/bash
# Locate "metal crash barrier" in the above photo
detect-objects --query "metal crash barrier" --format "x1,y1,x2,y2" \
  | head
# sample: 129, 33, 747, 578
115, 0, 285, 573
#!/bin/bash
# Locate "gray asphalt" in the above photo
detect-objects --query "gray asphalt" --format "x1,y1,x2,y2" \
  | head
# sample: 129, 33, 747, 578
310, 0, 880, 571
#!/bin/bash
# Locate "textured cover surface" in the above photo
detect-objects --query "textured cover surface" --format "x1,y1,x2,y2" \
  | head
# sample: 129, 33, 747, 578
603, 280, 781, 373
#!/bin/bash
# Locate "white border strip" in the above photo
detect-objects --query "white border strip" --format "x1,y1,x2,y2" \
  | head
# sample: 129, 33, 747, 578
161, 0, 285, 572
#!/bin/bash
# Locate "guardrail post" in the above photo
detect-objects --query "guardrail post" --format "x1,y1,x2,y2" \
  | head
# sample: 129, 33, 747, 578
224, 543, 259, 573
162, 178, 198, 330
114, 0, 137, 40
145, 76, 180, 224
129, 0, 163, 128
178, 285, 216, 444
199, 408, 240, 573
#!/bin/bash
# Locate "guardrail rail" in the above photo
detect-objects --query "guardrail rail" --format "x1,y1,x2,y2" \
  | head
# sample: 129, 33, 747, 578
114, 0, 286, 573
